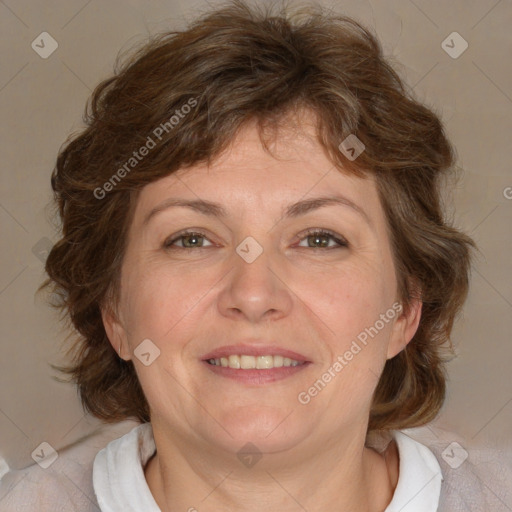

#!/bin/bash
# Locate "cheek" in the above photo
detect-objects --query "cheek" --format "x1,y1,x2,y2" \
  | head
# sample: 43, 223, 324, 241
119, 258, 217, 344
303, 266, 395, 407
298, 260, 392, 346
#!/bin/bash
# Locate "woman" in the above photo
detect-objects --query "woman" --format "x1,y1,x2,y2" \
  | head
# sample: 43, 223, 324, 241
38, 0, 479, 510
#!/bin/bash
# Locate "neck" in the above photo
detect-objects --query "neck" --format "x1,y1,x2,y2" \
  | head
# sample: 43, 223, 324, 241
144, 424, 398, 512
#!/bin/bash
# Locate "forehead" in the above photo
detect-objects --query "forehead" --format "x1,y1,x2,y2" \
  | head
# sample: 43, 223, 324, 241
132, 113, 382, 226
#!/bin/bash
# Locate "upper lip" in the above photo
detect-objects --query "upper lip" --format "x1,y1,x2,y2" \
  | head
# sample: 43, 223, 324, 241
201, 344, 311, 362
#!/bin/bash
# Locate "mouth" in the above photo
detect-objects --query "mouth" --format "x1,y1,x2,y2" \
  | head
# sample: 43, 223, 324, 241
201, 345, 311, 384
206, 354, 305, 369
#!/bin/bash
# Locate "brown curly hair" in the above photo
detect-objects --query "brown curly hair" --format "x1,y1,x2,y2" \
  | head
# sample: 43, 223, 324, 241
41, 0, 475, 434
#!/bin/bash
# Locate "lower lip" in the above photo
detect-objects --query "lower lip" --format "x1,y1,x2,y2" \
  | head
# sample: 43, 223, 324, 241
202, 360, 311, 384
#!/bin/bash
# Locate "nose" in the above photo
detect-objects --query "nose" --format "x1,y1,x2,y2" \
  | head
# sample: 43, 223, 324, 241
217, 241, 293, 323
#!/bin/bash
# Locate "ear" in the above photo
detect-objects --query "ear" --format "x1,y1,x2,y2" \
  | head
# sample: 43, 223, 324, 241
386, 297, 422, 360
101, 302, 131, 361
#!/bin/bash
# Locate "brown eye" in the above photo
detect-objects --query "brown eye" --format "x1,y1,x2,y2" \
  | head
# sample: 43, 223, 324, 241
297, 229, 348, 249
164, 231, 213, 249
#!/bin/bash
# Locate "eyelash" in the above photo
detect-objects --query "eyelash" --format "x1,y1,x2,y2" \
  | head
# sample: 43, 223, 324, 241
163, 228, 349, 250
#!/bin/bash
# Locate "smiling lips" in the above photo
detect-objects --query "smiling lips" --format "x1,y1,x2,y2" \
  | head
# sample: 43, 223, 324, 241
202, 344, 311, 382
207, 354, 304, 369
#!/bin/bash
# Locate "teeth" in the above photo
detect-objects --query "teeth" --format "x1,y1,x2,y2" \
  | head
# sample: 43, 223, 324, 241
257, 355, 273, 369
228, 355, 240, 369
240, 355, 255, 369
207, 355, 303, 369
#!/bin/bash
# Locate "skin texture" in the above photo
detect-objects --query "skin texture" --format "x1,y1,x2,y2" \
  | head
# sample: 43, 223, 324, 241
102, 110, 421, 512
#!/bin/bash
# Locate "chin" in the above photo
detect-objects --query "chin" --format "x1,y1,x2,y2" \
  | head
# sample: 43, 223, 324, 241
211, 405, 307, 454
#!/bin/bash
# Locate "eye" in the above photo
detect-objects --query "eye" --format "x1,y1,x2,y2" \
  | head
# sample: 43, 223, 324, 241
296, 229, 349, 249
163, 231, 214, 249
163, 228, 349, 251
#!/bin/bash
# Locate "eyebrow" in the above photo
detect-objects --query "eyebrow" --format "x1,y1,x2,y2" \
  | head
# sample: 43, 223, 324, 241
143, 195, 372, 227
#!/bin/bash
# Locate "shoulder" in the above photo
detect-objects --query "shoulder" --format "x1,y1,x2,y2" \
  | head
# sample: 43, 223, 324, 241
0, 419, 140, 512
400, 424, 512, 511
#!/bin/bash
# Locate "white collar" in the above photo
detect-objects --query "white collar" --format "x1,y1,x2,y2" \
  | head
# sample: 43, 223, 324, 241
93, 422, 159, 511
93, 423, 442, 511
384, 430, 443, 511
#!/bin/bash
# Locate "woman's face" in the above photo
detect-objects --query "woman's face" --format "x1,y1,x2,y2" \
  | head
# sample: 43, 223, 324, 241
103, 113, 421, 456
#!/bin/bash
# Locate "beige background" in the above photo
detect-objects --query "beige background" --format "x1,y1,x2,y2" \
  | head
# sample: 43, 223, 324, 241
0, 0, 511, 473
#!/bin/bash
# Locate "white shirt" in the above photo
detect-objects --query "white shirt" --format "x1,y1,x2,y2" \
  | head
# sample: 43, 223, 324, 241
92, 422, 442, 512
